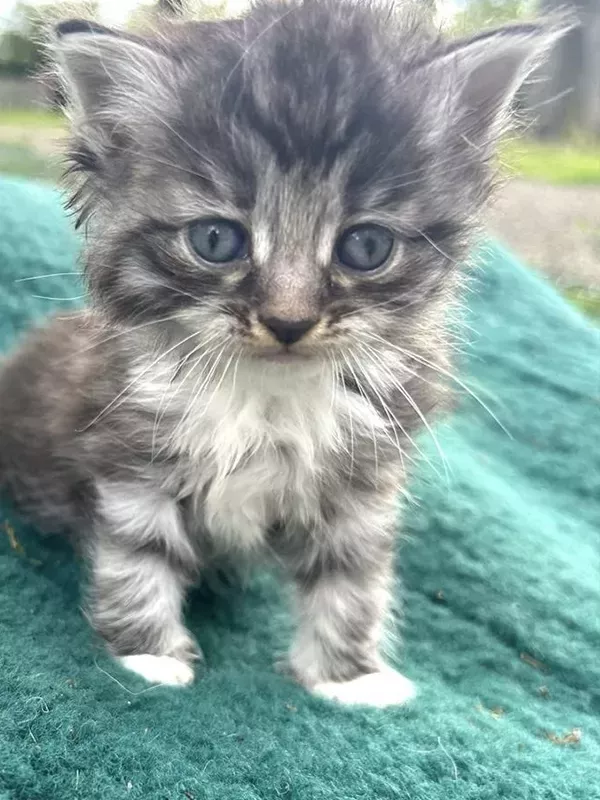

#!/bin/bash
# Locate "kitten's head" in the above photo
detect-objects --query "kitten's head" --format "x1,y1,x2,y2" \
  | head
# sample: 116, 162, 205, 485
53, 0, 566, 363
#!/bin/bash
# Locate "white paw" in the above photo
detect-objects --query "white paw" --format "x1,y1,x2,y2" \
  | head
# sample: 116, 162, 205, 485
119, 654, 194, 686
312, 666, 416, 708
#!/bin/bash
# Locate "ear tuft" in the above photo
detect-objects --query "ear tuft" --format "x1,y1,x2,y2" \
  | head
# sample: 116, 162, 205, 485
52, 19, 172, 121
426, 14, 577, 143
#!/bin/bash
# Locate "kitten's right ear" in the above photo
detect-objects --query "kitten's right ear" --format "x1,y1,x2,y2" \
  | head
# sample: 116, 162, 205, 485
53, 19, 171, 118
417, 16, 576, 144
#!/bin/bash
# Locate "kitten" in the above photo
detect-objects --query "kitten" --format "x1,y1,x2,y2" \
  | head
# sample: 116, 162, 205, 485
0, 0, 565, 705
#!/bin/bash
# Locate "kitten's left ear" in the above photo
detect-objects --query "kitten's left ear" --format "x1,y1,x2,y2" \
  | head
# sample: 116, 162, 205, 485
423, 18, 576, 141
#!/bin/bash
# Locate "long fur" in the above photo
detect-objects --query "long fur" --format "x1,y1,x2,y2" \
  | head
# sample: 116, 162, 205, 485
0, 0, 564, 699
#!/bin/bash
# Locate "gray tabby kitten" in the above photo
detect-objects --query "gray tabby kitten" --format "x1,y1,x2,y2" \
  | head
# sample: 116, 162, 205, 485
0, 0, 564, 705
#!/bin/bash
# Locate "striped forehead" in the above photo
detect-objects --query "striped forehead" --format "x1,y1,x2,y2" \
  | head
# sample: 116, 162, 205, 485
250, 163, 346, 267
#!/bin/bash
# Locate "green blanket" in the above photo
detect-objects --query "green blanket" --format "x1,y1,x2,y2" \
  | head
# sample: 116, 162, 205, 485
0, 176, 598, 800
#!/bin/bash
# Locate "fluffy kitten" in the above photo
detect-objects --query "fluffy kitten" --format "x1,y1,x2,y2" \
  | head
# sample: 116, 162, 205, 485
0, 0, 564, 705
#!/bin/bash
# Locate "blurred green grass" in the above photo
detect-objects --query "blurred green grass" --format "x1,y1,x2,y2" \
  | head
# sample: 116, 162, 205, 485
501, 140, 600, 185
0, 107, 65, 182
0, 141, 63, 182
563, 288, 600, 320
500, 139, 600, 320
0, 108, 65, 127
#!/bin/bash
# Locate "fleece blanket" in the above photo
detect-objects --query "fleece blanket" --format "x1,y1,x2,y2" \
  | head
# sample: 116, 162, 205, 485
0, 176, 598, 800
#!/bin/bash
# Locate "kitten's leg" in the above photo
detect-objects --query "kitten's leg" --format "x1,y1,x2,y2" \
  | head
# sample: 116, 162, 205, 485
90, 482, 199, 686
286, 497, 415, 708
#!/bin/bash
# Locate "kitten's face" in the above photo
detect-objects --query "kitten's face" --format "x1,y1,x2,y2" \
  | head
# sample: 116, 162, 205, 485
56, 2, 560, 363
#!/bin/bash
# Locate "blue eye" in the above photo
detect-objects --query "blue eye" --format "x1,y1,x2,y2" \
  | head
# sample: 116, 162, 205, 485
335, 224, 394, 271
188, 218, 248, 264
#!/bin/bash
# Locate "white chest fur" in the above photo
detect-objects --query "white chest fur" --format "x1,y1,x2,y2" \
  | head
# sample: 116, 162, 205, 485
134, 357, 375, 553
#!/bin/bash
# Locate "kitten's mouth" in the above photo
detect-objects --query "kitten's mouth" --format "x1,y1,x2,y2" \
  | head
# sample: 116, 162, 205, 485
253, 349, 314, 363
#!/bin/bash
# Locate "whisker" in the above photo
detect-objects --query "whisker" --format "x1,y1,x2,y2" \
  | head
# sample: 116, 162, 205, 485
359, 343, 450, 484
79, 329, 203, 431
364, 332, 512, 438
125, 150, 215, 182
15, 272, 83, 283
30, 294, 87, 302
150, 332, 223, 460
377, 157, 484, 192
170, 342, 230, 447
205, 349, 237, 410
326, 357, 353, 460
142, 106, 208, 164
413, 229, 459, 265
339, 354, 379, 480
346, 350, 421, 473
328, 354, 340, 414
55, 313, 189, 363
153, 341, 225, 460
338, 355, 356, 481
226, 349, 242, 411
217, 6, 299, 117
338, 292, 426, 321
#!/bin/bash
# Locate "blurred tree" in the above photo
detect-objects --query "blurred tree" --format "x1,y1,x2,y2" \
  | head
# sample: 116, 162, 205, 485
126, 3, 160, 29
0, 1, 98, 76
449, 0, 600, 137
531, 0, 600, 137
450, 0, 534, 34
158, 0, 185, 15
421, 0, 437, 24
0, 2, 44, 77
186, 0, 230, 20
128, 0, 229, 28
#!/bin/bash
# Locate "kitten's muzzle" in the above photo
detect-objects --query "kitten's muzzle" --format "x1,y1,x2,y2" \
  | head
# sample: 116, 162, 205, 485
259, 316, 318, 346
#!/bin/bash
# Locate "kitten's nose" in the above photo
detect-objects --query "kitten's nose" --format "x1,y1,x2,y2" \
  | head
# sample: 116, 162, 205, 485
261, 316, 317, 346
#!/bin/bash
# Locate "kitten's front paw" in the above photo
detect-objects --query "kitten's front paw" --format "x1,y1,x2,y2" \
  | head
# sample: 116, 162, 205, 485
119, 654, 195, 686
312, 666, 416, 708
